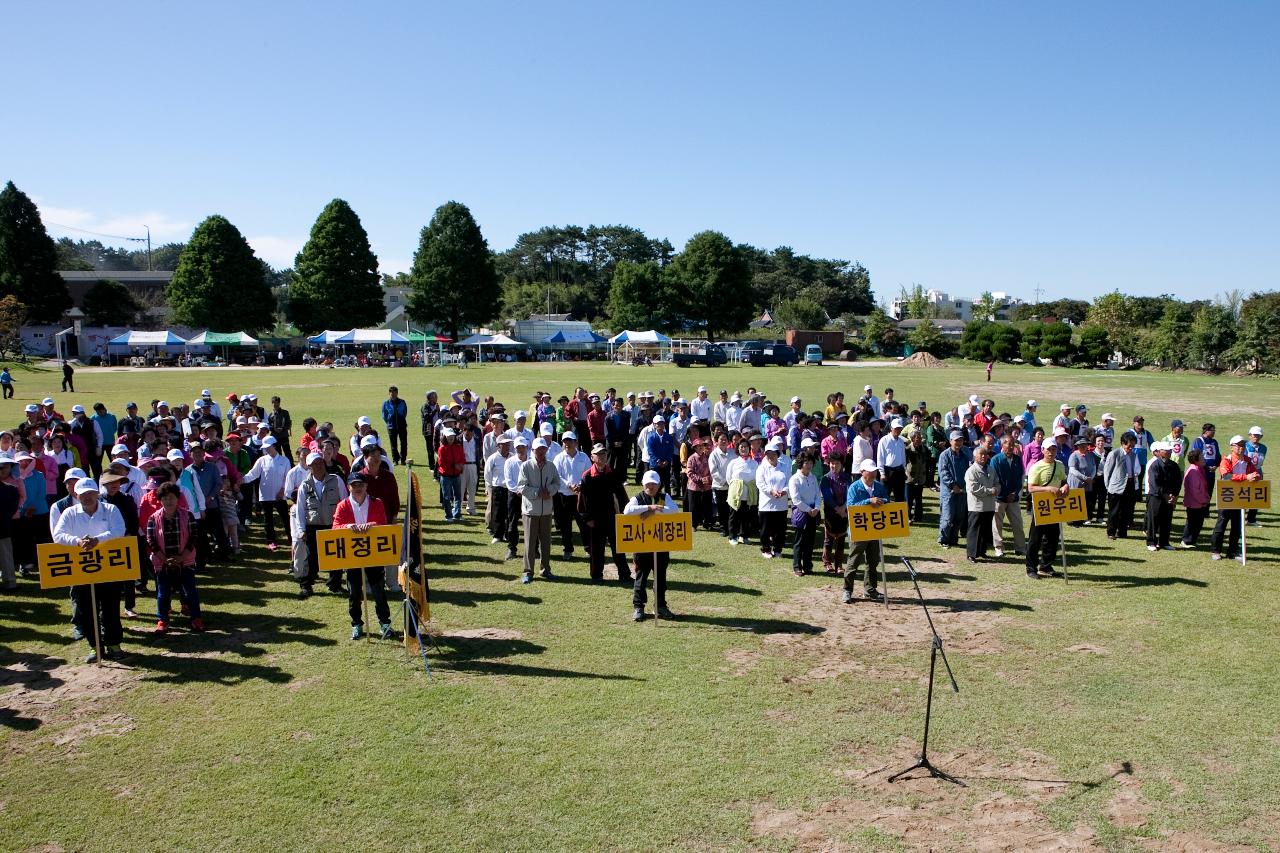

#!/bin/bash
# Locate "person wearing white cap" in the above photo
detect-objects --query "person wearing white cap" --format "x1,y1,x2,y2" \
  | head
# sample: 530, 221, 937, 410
53, 479, 126, 662
241, 436, 290, 550
690, 386, 713, 423
553, 432, 591, 558
1025, 439, 1068, 578
504, 410, 535, 448
755, 437, 790, 559
517, 436, 560, 582
1145, 441, 1181, 551
1022, 400, 1039, 433
502, 438, 531, 559
485, 436, 513, 544
349, 416, 375, 460
843, 459, 889, 603
876, 417, 908, 502
68, 404, 105, 480
937, 431, 970, 548
623, 470, 678, 620
538, 421, 562, 463
1103, 432, 1140, 539
436, 427, 465, 523
644, 415, 676, 494
294, 451, 348, 597
784, 396, 804, 433
860, 385, 879, 419
964, 446, 999, 563
1244, 427, 1266, 525
1209, 435, 1260, 560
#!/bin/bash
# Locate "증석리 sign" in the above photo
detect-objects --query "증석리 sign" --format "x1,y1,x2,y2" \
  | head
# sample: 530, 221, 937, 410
1217, 480, 1270, 511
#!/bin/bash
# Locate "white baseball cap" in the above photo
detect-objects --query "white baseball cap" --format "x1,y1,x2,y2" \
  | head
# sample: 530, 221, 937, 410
891, 418, 905, 429
790, 395, 801, 404
652, 415, 665, 424
360, 435, 380, 448
1228, 434, 1246, 446
357, 416, 372, 426
1041, 438, 1056, 451
63, 467, 87, 481
157, 400, 169, 408
441, 428, 456, 437
263, 436, 278, 447
562, 432, 578, 442
496, 435, 513, 445
540, 422, 554, 435
642, 470, 661, 486
859, 459, 878, 473
201, 389, 212, 397
697, 386, 707, 393
969, 394, 980, 405
1101, 413, 1115, 422
1249, 426, 1263, 436
514, 410, 527, 419
71, 404, 85, 414
533, 438, 548, 449
306, 452, 324, 465
1026, 400, 1038, 407
111, 444, 130, 456
766, 437, 784, 453
800, 437, 817, 448
1060, 403, 1071, 411
514, 437, 529, 448
41, 397, 54, 406
74, 479, 100, 495
166, 449, 186, 462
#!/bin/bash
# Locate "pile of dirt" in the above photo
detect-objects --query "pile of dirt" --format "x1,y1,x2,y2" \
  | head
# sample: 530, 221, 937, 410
898, 351, 948, 368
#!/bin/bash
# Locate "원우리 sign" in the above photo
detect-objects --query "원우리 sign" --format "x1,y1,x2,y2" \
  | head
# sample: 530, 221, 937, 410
38, 538, 141, 590
316, 525, 402, 571
1218, 480, 1270, 511
615, 512, 694, 553
1031, 488, 1088, 525
847, 502, 911, 542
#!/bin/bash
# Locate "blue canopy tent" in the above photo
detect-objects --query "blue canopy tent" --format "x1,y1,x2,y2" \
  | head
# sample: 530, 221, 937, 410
307, 330, 354, 345
544, 330, 607, 344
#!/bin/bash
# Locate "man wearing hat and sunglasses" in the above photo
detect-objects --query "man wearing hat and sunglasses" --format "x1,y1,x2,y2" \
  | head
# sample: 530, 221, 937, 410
53, 479, 126, 662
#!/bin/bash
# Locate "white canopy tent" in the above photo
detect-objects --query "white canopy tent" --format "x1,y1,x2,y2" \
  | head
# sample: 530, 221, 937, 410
332, 329, 410, 345
107, 330, 188, 347
456, 333, 525, 362
306, 330, 353, 345
607, 329, 671, 360
186, 331, 260, 346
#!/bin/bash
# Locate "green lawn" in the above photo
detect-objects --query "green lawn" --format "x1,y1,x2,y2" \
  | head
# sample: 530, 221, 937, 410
2, 362, 1278, 852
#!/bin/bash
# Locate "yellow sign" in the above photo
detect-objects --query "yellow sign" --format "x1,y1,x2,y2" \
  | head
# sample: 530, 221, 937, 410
1218, 480, 1270, 511
38, 538, 142, 590
847, 502, 911, 542
316, 525, 402, 571
616, 511, 694, 553
1031, 488, 1088, 525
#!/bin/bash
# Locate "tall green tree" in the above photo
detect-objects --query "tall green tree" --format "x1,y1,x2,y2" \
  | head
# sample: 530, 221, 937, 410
972, 291, 999, 322
1144, 302, 1192, 367
861, 307, 901, 353
1038, 323, 1075, 365
1019, 324, 1044, 364
906, 317, 944, 353
665, 231, 752, 339
1227, 292, 1280, 373
167, 215, 274, 332
0, 181, 72, 322
82, 279, 140, 326
290, 199, 382, 333
1086, 291, 1138, 359
607, 260, 671, 331
1187, 305, 1236, 371
408, 201, 498, 341
899, 284, 935, 319
1075, 324, 1112, 366
773, 297, 827, 330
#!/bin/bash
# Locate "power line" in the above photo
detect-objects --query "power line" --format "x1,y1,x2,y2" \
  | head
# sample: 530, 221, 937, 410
45, 221, 146, 243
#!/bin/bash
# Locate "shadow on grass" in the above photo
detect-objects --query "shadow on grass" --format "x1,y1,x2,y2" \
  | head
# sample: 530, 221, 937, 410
0, 707, 42, 731
427, 633, 640, 681
548, 573, 762, 596
127, 649, 295, 685
674, 614, 825, 636
428, 588, 543, 608
1065, 572, 1208, 588
917, 596, 1035, 613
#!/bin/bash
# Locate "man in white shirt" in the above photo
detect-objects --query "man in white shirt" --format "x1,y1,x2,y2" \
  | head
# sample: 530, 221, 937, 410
712, 389, 729, 425
553, 432, 591, 558
502, 439, 530, 559
538, 422, 562, 462
53, 479, 126, 663
504, 411, 535, 447
725, 394, 744, 432
741, 395, 764, 435
861, 385, 879, 417
517, 439, 560, 582
485, 436, 512, 543
241, 436, 291, 550
690, 386, 713, 424
784, 397, 804, 432
876, 417, 908, 502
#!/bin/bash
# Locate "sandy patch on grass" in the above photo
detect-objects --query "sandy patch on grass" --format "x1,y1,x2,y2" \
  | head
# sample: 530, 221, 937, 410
1136, 833, 1255, 852
752, 740, 1098, 851
1, 660, 141, 726
446, 627, 524, 641
285, 674, 323, 692
1067, 644, 1110, 656
723, 648, 762, 676
760, 584, 1009, 681
48, 713, 135, 750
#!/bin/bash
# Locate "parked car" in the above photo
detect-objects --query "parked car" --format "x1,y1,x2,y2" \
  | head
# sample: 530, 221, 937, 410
672, 343, 728, 368
737, 340, 768, 363
746, 343, 799, 367
804, 344, 823, 365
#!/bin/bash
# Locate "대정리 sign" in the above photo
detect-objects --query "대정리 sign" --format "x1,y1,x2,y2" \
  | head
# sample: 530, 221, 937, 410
615, 511, 694, 553
1031, 488, 1088, 525
1217, 480, 1270, 511
847, 502, 911, 542
38, 538, 141, 590
316, 525, 402, 571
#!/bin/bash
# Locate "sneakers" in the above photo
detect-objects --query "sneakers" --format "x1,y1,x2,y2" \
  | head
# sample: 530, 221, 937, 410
70, 626, 84, 641
1147, 545, 1158, 552
351, 625, 363, 640
618, 573, 634, 585
1211, 553, 1222, 561
154, 620, 169, 635
729, 537, 738, 545
1026, 570, 1040, 580
190, 617, 206, 633
863, 588, 885, 603
656, 605, 676, 619
761, 551, 774, 560
490, 537, 500, 545
1177, 542, 1194, 549
299, 585, 313, 599
521, 573, 533, 584
632, 608, 648, 622
993, 548, 1004, 558
505, 550, 518, 561
379, 622, 395, 640
539, 568, 554, 580
1161, 545, 1176, 551
841, 590, 853, 604
124, 608, 138, 619
1037, 568, 1063, 578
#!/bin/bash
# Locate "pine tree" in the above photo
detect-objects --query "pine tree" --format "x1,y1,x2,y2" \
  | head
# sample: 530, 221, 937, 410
290, 199, 382, 333
167, 216, 274, 332
0, 181, 72, 322
407, 202, 498, 341
665, 231, 752, 339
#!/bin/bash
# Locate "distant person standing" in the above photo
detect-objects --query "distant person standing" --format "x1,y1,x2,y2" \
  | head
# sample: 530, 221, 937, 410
61, 361, 74, 392
382, 386, 408, 466
985, 360, 993, 382
0, 366, 13, 399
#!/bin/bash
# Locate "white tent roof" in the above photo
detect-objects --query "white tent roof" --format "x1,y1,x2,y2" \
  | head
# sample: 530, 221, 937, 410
608, 329, 671, 344
107, 330, 188, 346
186, 331, 260, 346
333, 328, 409, 345
307, 329, 353, 344
457, 333, 525, 346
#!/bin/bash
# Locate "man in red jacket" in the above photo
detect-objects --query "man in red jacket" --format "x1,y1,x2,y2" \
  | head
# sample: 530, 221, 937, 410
332, 472, 395, 640
1210, 435, 1260, 562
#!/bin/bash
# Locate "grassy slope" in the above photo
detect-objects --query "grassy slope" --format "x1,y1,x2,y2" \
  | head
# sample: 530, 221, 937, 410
1, 362, 1278, 852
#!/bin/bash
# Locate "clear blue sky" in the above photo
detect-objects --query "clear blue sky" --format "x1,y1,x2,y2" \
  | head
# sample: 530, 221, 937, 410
5, 2, 1276, 304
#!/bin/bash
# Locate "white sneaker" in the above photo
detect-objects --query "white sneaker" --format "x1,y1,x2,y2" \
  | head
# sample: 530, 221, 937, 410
490, 537, 500, 545
762, 552, 773, 560
1211, 553, 1222, 561
1147, 545, 1158, 552
1177, 542, 1194, 549
729, 538, 738, 545
993, 548, 1004, 558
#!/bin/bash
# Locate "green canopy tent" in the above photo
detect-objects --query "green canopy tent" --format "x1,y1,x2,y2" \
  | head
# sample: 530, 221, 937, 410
187, 330, 261, 363
405, 330, 453, 365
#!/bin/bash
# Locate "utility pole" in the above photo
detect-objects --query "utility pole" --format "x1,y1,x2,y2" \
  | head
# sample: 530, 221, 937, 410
1033, 283, 1044, 306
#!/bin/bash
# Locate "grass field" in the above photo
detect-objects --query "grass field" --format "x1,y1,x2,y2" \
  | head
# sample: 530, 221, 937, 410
2, 361, 1279, 852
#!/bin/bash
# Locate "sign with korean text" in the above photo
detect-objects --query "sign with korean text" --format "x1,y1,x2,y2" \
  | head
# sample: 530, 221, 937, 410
1031, 488, 1088, 525
1217, 480, 1270, 511
316, 525, 402, 571
615, 511, 694, 553
847, 502, 911, 542
38, 538, 141, 590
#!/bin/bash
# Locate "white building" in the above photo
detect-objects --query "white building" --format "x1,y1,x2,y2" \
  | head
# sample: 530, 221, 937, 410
889, 289, 1024, 322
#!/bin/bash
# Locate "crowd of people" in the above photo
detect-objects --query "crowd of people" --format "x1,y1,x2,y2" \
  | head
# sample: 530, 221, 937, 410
0, 378, 1268, 656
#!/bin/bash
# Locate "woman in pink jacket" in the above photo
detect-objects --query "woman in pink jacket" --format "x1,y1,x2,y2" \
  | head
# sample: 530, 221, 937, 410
1179, 448, 1210, 548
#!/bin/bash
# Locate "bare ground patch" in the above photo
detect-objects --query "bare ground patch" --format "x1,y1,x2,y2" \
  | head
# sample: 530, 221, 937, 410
723, 648, 762, 676
445, 627, 524, 641
1, 659, 141, 727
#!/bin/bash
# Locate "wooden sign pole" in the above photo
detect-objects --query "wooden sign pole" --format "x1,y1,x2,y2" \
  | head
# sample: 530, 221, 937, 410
89, 584, 103, 667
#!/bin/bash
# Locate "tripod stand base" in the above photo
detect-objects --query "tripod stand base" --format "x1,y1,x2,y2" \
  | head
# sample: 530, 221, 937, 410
887, 755, 966, 786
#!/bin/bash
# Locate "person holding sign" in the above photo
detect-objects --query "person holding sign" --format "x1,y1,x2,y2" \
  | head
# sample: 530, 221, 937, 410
1024, 439, 1066, 580
52, 480, 126, 663
331, 472, 394, 640
1210, 435, 1259, 562
842, 459, 888, 603
144, 482, 205, 635
624, 470, 678, 621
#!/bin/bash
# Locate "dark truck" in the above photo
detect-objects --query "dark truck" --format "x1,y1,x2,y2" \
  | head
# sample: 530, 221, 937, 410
739, 341, 800, 366
671, 343, 728, 367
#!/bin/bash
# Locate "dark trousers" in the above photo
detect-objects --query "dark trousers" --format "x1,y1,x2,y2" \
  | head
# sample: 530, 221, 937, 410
201, 510, 231, 558
553, 493, 587, 554
822, 523, 847, 569
423, 433, 437, 475
586, 516, 630, 580
71, 582, 122, 648
87, 452, 104, 480
713, 488, 729, 535
1146, 496, 1174, 547
303, 523, 327, 589
1182, 506, 1209, 545
966, 510, 995, 558
346, 567, 391, 626
156, 567, 200, 620
260, 499, 290, 545
651, 462, 671, 493
488, 486, 509, 540
239, 483, 256, 527
608, 441, 630, 481
759, 509, 787, 554
505, 492, 523, 551
844, 539, 882, 592
388, 426, 408, 464
1, 383, 12, 399
632, 552, 668, 610
1025, 522, 1061, 572
791, 521, 816, 573
1107, 484, 1135, 537
729, 501, 756, 540
883, 466, 906, 503
686, 489, 712, 529
1088, 476, 1107, 521
1211, 509, 1243, 556
62, 375, 74, 392
906, 482, 925, 522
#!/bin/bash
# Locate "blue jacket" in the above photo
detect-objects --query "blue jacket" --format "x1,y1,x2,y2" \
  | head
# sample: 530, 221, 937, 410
847, 477, 888, 506
988, 452, 1024, 502
645, 430, 675, 465
938, 447, 971, 493
382, 398, 408, 429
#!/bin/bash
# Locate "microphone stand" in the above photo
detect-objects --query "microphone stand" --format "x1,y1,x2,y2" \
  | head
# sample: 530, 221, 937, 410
887, 557, 965, 786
